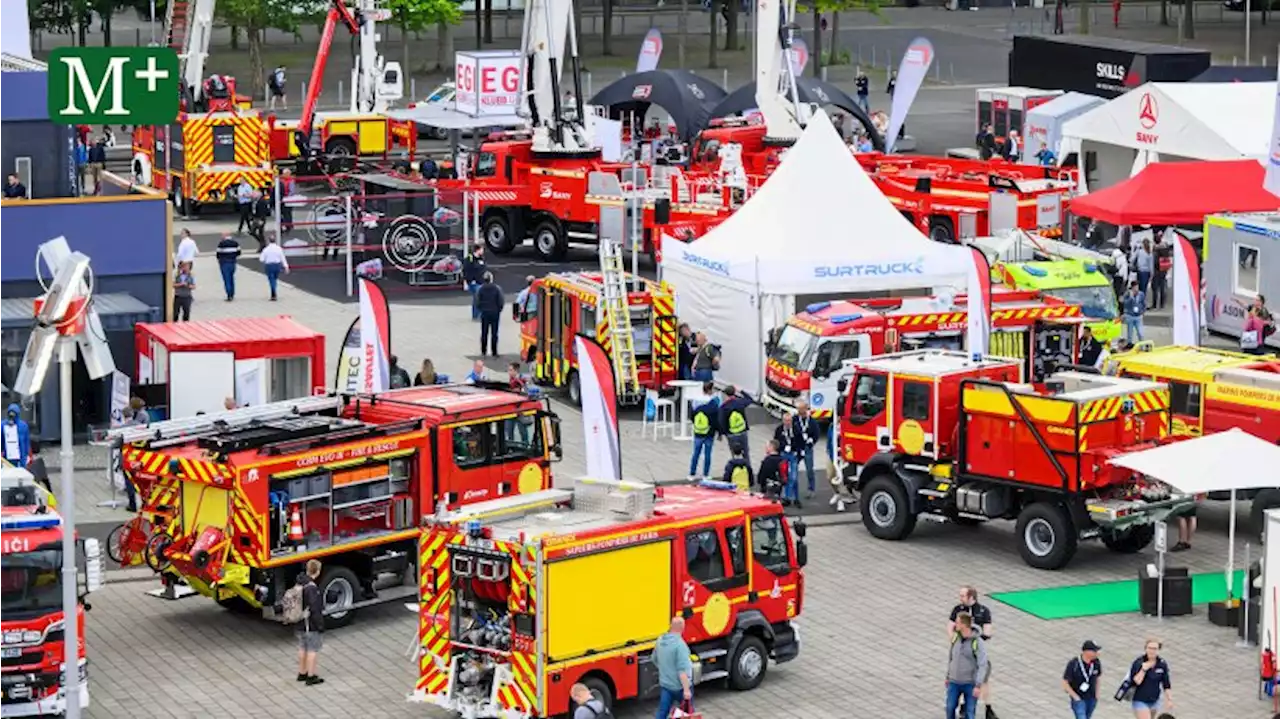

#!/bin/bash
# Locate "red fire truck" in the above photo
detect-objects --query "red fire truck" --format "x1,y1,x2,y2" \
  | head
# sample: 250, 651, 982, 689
834, 350, 1193, 569
107, 386, 561, 627
437, 140, 742, 262
764, 290, 1084, 420
412, 478, 806, 718
516, 271, 678, 404
1, 467, 104, 716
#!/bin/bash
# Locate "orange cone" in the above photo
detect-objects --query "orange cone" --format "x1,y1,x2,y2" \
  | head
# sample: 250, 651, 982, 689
288, 509, 304, 543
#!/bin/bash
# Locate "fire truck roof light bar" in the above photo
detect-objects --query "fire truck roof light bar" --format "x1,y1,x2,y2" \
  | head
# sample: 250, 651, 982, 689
103, 394, 347, 446
1, 514, 62, 531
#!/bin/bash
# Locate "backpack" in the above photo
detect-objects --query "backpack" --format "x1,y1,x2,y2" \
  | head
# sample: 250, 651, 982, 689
730, 464, 751, 492
584, 703, 614, 719
280, 585, 306, 625
691, 404, 714, 436
726, 406, 747, 435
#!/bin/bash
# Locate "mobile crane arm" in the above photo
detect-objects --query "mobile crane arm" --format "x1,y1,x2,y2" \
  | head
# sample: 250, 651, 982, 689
519, 0, 595, 154
754, 0, 806, 143
299, 0, 363, 140
165, 0, 217, 106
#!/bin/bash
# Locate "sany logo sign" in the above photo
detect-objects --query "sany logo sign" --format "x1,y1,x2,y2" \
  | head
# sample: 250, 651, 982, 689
538, 182, 571, 201
48, 47, 179, 125
1136, 92, 1159, 145
813, 257, 926, 278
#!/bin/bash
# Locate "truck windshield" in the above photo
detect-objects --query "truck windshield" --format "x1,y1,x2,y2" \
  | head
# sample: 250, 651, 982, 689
1045, 285, 1118, 321
769, 326, 818, 370
1, 549, 62, 617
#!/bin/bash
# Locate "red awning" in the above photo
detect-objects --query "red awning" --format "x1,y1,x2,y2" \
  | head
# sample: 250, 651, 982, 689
1068, 160, 1280, 226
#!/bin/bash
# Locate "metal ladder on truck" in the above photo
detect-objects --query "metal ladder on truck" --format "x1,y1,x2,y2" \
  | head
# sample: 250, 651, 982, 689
598, 240, 641, 402
165, 0, 216, 108
104, 395, 346, 448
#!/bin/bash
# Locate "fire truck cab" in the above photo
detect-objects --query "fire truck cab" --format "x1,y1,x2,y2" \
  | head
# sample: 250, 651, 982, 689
110, 387, 561, 627
764, 290, 1084, 421
1, 468, 104, 716
413, 478, 806, 718
516, 272, 677, 405
835, 350, 1193, 569
1103, 343, 1280, 529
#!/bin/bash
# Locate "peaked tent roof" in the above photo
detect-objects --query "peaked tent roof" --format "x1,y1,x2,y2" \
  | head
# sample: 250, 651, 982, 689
588, 69, 727, 141
1061, 81, 1274, 160
661, 111, 966, 294
1068, 159, 1280, 225
1110, 429, 1280, 494
1027, 91, 1104, 122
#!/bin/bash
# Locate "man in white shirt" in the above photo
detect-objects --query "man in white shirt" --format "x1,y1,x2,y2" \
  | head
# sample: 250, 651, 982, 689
174, 229, 198, 265
258, 234, 290, 301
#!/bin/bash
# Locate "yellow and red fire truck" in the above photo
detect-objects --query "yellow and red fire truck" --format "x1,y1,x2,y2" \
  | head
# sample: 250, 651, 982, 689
1, 465, 105, 716
764, 289, 1084, 420
412, 478, 806, 718
833, 349, 1191, 569
132, 111, 275, 216
106, 387, 561, 627
516, 272, 678, 405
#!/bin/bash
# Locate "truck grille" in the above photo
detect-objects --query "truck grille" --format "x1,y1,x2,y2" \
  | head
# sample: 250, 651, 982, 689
1, 649, 43, 668
767, 379, 800, 399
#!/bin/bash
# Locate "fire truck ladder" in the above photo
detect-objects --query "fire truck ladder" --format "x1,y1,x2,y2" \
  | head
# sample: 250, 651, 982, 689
166, 0, 216, 105
104, 395, 346, 448
598, 240, 641, 400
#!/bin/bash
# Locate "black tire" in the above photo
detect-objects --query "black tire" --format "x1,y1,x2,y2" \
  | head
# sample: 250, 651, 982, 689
144, 533, 173, 573
859, 474, 917, 540
532, 218, 568, 261
928, 216, 956, 243
106, 524, 125, 564
430, 126, 448, 141
483, 212, 516, 254
728, 635, 768, 691
1101, 524, 1155, 554
318, 565, 360, 628
1252, 488, 1280, 539
324, 137, 358, 173
1015, 502, 1077, 570
172, 182, 191, 217
215, 596, 258, 614
567, 371, 582, 407
581, 675, 613, 712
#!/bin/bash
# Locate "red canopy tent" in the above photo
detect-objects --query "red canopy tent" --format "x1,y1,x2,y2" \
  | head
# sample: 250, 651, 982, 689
1068, 160, 1280, 226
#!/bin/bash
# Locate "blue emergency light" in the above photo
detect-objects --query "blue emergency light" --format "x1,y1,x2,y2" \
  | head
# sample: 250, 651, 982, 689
805, 302, 831, 314
0, 514, 61, 531
829, 314, 862, 325
699, 480, 737, 492
1022, 266, 1049, 277
466, 519, 484, 538
1083, 263, 1098, 273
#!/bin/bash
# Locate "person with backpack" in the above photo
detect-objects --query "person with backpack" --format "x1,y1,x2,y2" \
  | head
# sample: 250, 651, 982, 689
280, 559, 325, 685
1126, 638, 1173, 718
722, 445, 753, 492
570, 683, 610, 718
719, 385, 754, 466
688, 382, 720, 480
269, 66, 287, 111
691, 333, 720, 382
945, 613, 988, 719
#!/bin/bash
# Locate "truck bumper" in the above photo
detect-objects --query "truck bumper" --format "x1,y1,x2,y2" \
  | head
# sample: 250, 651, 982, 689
1, 678, 88, 717
763, 389, 800, 418
770, 622, 801, 665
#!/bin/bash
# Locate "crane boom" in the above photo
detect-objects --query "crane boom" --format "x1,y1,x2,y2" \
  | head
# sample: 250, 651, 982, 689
754, 0, 806, 143
165, 0, 217, 105
299, 1, 361, 137
519, 0, 595, 154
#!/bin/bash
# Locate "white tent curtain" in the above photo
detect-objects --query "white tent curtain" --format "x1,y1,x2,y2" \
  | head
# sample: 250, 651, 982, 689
1130, 149, 1160, 177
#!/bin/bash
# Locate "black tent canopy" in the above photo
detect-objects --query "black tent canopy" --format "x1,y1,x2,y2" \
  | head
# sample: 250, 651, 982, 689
588, 69, 727, 141
708, 78, 885, 151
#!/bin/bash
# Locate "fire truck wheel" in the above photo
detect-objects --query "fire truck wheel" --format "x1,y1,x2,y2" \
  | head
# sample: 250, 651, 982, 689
580, 676, 614, 712
144, 533, 173, 573
324, 137, 358, 173
859, 475, 917, 540
172, 182, 189, 217
482, 212, 516, 254
532, 219, 568, 261
1100, 524, 1155, 554
928, 216, 956, 244
319, 565, 360, 628
1015, 502, 1077, 570
567, 371, 582, 407
728, 635, 769, 691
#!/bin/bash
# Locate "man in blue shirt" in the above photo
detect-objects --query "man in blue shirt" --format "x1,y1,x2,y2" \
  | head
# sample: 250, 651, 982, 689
688, 382, 720, 480
1121, 281, 1146, 344
1062, 640, 1102, 719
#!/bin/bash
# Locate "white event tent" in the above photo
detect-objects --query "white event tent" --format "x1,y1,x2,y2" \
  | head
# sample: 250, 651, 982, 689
1060, 81, 1274, 193
660, 111, 969, 396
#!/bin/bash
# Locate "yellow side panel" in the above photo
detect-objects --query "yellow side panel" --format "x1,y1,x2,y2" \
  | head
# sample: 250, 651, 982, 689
181, 482, 230, 535
327, 120, 359, 136
546, 541, 671, 662
358, 120, 388, 153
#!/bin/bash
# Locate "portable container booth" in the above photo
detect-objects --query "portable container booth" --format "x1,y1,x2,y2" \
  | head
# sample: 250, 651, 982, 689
1204, 213, 1280, 350
975, 87, 1062, 142
134, 317, 326, 418
1009, 35, 1210, 100
1021, 92, 1104, 163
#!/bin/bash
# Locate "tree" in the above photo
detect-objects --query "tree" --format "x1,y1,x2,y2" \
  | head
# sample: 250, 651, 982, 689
803, 0, 880, 75
386, 0, 461, 75
602, 0, 615, 55
215, 0, 309, 97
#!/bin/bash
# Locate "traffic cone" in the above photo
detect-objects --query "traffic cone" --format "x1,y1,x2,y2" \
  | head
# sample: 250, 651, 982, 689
288, 509, 304, 543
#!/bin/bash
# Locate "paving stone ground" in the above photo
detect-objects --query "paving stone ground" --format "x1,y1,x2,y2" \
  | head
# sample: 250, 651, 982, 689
65, 242, 1263, 718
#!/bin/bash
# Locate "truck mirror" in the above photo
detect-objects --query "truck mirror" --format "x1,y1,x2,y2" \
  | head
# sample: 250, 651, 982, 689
837, 378, 849, 393
836, 397, 846, 418
796, 541, 808, 568
791, 517, 807, 538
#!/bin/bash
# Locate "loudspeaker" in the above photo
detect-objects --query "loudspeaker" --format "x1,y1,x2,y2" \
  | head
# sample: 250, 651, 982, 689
1138, 567, 1192, 617
654, 198, 670, 225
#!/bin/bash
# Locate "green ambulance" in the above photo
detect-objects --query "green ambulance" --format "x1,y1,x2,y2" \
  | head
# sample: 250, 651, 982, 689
995, 259, 1122, 343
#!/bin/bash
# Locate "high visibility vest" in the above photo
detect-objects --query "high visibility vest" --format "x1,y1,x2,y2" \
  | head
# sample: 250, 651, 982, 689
730, 464, 750, 492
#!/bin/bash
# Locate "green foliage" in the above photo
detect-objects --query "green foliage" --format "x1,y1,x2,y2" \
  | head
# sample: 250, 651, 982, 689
214, 0, 310, 34
800, 0, 882, 13
386, 0, 462, 29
